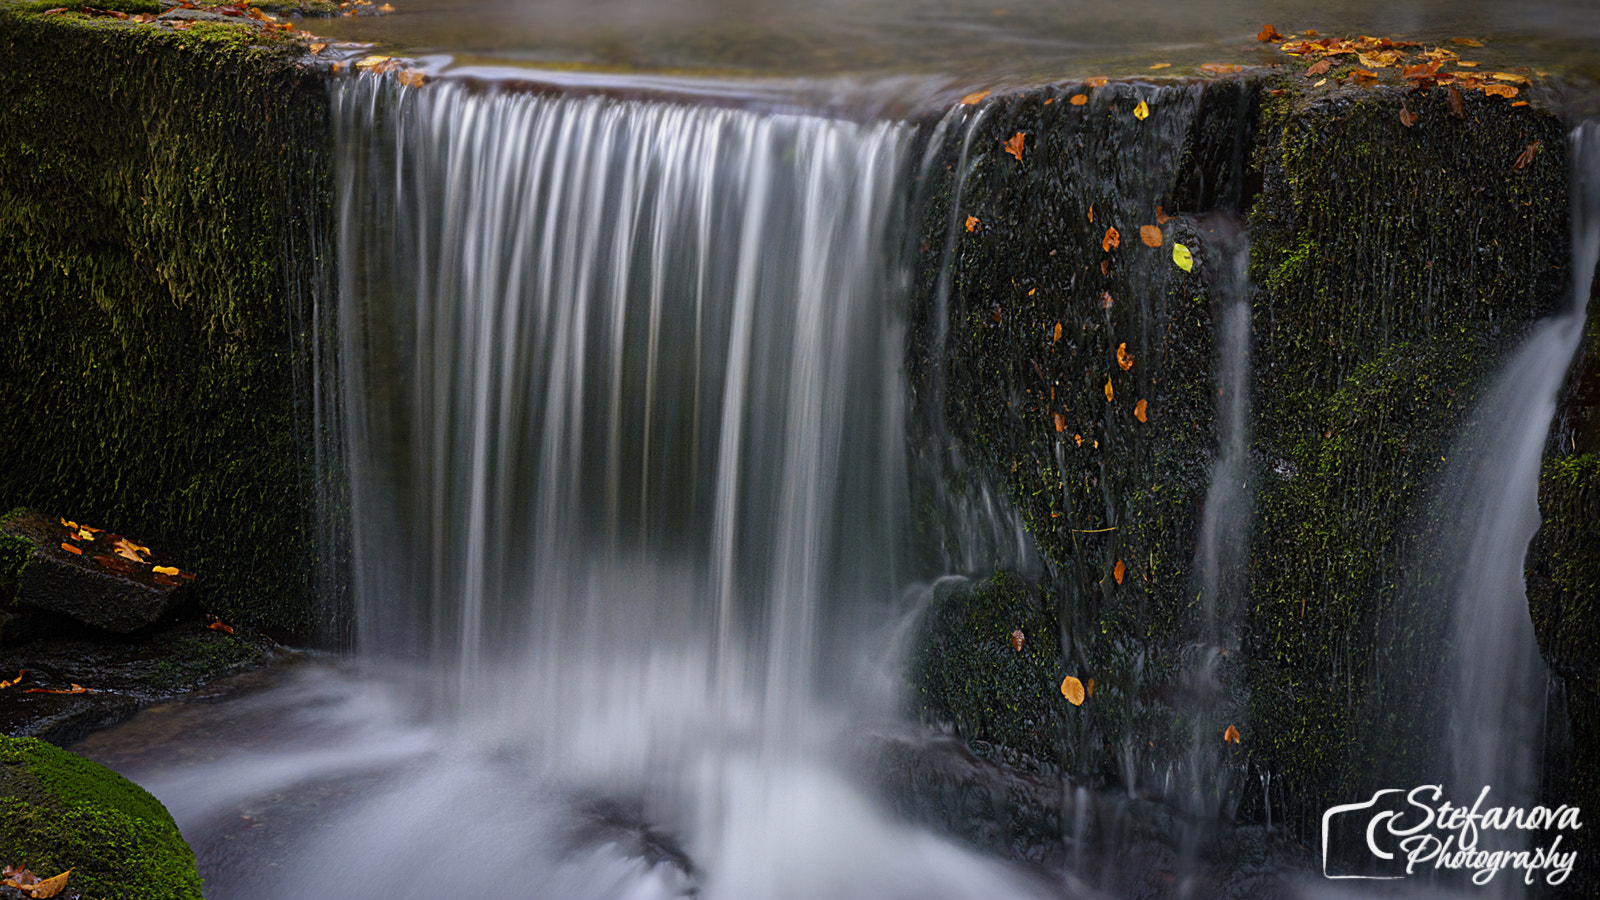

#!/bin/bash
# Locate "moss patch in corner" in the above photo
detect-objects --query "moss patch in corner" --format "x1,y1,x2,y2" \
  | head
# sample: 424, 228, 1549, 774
0, 736, 201, 900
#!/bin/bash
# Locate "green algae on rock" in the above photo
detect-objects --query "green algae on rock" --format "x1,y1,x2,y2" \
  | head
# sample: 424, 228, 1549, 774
0, 2, 342, 639
0, 735, 201, 900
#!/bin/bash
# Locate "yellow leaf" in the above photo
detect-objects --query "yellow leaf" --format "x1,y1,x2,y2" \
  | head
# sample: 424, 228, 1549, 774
1224, 724, 1241, 744
0, 669, 25, 689
355, 55, 391, 69
153, 565, 180, 576
1061, 675, 1086, 706
1084, 76, 1109, 88
27, 868, 71, 899
1148, 63, 1171, 70
1172, 242, 1193, 272
1133, 100, 1149, 120
1489, 72, 1530, 85
378, 1, 394, 10
1134, 399, 1148, 422
1104, 376, 1113, 403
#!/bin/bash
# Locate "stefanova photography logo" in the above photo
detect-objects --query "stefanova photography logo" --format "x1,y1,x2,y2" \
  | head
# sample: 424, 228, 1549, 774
1322, 786, 1581, 886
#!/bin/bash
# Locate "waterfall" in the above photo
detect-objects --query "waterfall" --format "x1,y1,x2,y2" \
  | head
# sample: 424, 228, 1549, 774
1433, 121, 1599, 877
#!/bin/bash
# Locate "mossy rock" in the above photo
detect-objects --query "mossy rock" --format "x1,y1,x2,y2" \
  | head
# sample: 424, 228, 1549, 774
0, 735, 201, 900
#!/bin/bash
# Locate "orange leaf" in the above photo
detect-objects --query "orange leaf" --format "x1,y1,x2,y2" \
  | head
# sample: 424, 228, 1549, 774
958, 89, 991, 105
1003, 132, 1026, 162
1102, 226, 1120, 252
1104, 376, 1114, 403
1482, 83, 1519, 99
1257, 23, 1283, 42
27, 868, 71, 899
1087, 203, 1094, 222
965, 215, 979, 233
309, 41, 327, 53
1350, 68, 1378, 84
24, 684, 90, 695
1134, 399, 1148, 422
1074, 433, 1083, 446
1053, 321, 1062, 343
1305, 58, 1333, 76
1199, 63, 1245, 75
1061, 675, 1086, 706
1070, 94, 1088, 106
1113, 559, 1125, 584
1139, 224, 1162, 247
397, 70, 427, 89
1116, 343, 1134, 371
1084, 76, 1108, 88
1084, 678, 1095, 698
209, 620, 236, 635
1399, 105, 1418, 127
1100, 291, 1113, 309
1224, 724, 1241, 744
1011, 629, 1025, 652
0, 670, 25, 689
1155, 205, 1170, 224
1449, 37, 1484, 47
59, 543, 82, 556
1053, 411, 1066, 433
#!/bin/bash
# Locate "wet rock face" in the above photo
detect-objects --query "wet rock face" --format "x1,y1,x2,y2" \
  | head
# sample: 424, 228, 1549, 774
1, 510, 192, 634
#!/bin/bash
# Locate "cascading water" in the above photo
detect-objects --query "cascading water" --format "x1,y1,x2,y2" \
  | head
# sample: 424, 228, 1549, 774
107, 75, 1058, 900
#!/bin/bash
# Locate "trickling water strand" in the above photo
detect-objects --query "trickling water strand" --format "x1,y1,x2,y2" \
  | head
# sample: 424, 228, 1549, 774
1439, 122, 1599, 886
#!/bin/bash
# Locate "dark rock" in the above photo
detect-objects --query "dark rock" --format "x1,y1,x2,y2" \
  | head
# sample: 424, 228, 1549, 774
0, 510, 193, 634
156, 7, 251, 22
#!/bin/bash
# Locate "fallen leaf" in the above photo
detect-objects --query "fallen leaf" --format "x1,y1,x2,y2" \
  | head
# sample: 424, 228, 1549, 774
1133, 100, 1149, 120
1257, 23, 1283, 42
24, 684, 90, 695
379, 1, 394, 10
1446, 84, 1466, 117
309, 42, 327, 54
1053, 322, 1063, 342
1074, 434, 1083, 446
1117, 343, 1134, 371
1102, 226, 1120, 251
1399, 104, 1418, 127
1482, 83, 1518, 98
1003, 131, 1026, 162
59, 518, 76, 530
1155, 205, 1170, 224
397, 69, 427, 89
1070, 93, 1088, 106
1084, 76, 1109, 88
958, 89, 991, 105
26, 868, 71, 899
1061, 675, 1086, 706
1134, 399, 1148, 422
1513, 141, 1540, 171
1306, 58, 1334, 76
1490, 71, 1531, 85
965, 215, 979, 233
1350, 68, 1378, 84
1088, 203, 1094, 222
1100, 291, 1113, 309
113, 537, 150, 559
1085, 678, 1095, 697
1149, 63, 1171, 70
1104, 376, 1114, 403
1511, 100, 1529, 107
1449, 37, 1484, 47
1054, 411, 1066, 433
153, 565, 180, 576
1172, 243, 1194, 272
93, 555, 135, 574
355, 55, 391, 69
1011, 629, 1025, 652
1224, 724, 1241, 744
1139, 224, 1162, 247
1199, 63, 1245, 75
59, 543, 82, 556
0, 670, 24, 689
1113, 559, 1125, 584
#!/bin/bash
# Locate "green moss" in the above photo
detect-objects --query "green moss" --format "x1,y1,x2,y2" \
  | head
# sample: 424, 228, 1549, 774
0, 8, 340, 638
0, 736, 201, 900
148, 632, 262, 689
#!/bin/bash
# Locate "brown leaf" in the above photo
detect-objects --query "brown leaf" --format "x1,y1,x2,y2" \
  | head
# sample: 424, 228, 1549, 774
1053, 411, 1066, 433
1134, 399, 1148, 422
1399, 105, 1418, 127
1100, 291, 1113, 309
1199, 63, 1245, 75
1011, 629, 1025, 652
93, 555, 135, 574
1139, 224, 1162, 247
1116, 343, 1134, 371
1003, 132, 1026, 162
1449, 37, 1484, 47
1305, 58, 1334, 76
1446, 85, 1466, 118
1224, 724, 1241, 744
1113, 559, 1125, 584
1350, 68, 1379, 84
24, 684, 90, 695
1061, 675, 1086, 706
1102, 226, 1120, 251
27, 868, 71, 899
1482, 83, 1518, 98
1257, 23, 1283, 42
965, 215, 979, 233
1155, 205, 1170, 224
1513, 141, 1541, 172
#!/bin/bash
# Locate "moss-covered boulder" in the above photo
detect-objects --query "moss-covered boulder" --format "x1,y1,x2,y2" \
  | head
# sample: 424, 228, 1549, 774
0, 4, 343, 639
0, 735, 201, 900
